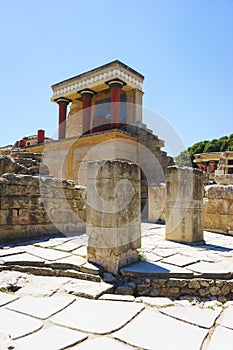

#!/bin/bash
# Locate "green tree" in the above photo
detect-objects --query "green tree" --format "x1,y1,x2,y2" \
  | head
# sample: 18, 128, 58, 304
175, 134, 233, 167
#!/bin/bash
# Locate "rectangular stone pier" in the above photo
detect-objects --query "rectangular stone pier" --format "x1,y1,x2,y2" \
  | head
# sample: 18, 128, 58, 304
166, 166, 204, 243
86, 160, 141, 274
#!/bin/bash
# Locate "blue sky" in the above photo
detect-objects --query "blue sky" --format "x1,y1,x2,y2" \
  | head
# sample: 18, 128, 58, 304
0, 0, 232, 154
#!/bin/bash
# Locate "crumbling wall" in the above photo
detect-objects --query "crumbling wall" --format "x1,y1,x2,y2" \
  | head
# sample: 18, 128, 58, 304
0, 173, 86, 242
0, 151, 44, 176
204, 185, 233, 235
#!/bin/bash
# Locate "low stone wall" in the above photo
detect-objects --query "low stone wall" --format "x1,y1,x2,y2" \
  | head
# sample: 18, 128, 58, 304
0, 173, 86, 242
204, 185, 233, 235
116, 277, 233, 301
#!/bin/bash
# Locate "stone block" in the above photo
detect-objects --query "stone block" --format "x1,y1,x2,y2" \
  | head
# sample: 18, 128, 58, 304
166, 166, 204, 243
0, 210, 9, 225
87, 160, 141, 274
148, 184, 166, 222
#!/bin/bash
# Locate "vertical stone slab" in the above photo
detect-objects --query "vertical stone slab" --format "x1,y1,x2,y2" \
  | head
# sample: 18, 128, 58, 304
148, 183, 166, 222
86, 160, 141, 274
166, 166, 204, 243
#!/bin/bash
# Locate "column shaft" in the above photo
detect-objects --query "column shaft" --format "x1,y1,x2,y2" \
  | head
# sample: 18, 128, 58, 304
55, 98, 70, 140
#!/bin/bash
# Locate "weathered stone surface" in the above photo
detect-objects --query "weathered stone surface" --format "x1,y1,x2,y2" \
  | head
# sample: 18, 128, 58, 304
114, 309, 208, 350
160, 306, 221, 328
87, 160, 141, 274
137, 296, 174, 308
16, 275, 69, 297
187, 261, 232, 278
0, 252, 44, 265
75, 337, 129, 350
0, 308, 42, 339
163, 254, 199, 267
204, 185, 233, 235
7, 295, 76, 319
0, 291, 19, 306
207, 326, 233, 350
99, 294, 135, 302
148, 183, 166, 222
0, 173, 86, 242
120, 261, 193, 278
52, 299, 144, 334
166, 166, 204, 243
218, 306, 233, 329
64, 279, 114, 299
27, 246, 70, 261
15, 326, 87, 350
0, 329, 14, 350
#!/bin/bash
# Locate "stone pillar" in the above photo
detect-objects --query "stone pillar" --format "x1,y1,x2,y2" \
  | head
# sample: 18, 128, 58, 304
106, 79, 125, 128
86, 160, 141, 274
166, 166, 204, 243
79, 89, 95, 135
55, 97, 71, 140
37, 129, 45, 144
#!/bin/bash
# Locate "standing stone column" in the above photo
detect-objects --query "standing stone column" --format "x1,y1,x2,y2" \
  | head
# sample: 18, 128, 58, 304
87, 160, 141, 274
166, 166, 204, 243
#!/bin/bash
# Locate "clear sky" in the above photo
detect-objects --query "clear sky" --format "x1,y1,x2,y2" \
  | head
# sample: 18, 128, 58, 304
0, 0, 232, 153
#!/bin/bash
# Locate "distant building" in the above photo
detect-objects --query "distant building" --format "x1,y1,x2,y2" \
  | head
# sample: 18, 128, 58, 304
194, 151, 233, 175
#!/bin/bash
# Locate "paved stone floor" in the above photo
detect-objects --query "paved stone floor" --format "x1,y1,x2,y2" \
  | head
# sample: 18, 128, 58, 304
0, 223, 232, 349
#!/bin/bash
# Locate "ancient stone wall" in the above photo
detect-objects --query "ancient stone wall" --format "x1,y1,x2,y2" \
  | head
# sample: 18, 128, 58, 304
0, 173, 86, 242
204, 185, 233, 235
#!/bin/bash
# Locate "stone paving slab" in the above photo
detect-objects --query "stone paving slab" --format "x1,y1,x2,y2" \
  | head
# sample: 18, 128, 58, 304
53, 239, 84, 252
207, 325, 233, 350
217, 306, 233, 330
114, 309, 208, 350
0, 246, 24, 257
159, 305, 222, 328
0, 291, 19, 306
16, 275, 70, 297
51, 299, 144, 334
63, 279, 114, 299
46, 255, 86, 270
75, 336, 130, 349
0, 308, 43, 340
162, 253, 200, 267
0, 252, 44, 265
33, 236, 74, 248
15, 325, 87, 350
187, 261, 233, 278
120, 260, 194, 278
73, 245, 87, 257
136, 296, 174, 308
7, 295, 76, 319
27, 246, 71, 261
99, 294, 135, 302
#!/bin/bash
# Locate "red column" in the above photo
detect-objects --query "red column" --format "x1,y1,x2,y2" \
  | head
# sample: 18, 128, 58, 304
107, 80, 125, 128
55, 97, 71, 140
197, 163, 203, 171
37, 129, 45, 143
79, 90, 95, 135
19, 139, 26, 147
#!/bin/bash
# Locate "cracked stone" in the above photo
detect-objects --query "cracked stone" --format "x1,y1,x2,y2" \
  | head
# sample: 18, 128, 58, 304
51, 299, 144, 334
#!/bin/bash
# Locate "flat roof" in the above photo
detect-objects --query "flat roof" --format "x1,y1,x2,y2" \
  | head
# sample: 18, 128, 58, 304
51, 60, 144, 89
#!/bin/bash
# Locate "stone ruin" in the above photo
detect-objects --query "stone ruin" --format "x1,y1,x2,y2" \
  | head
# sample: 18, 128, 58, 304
0, 150, 86, 242
0, 146, 232, 275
